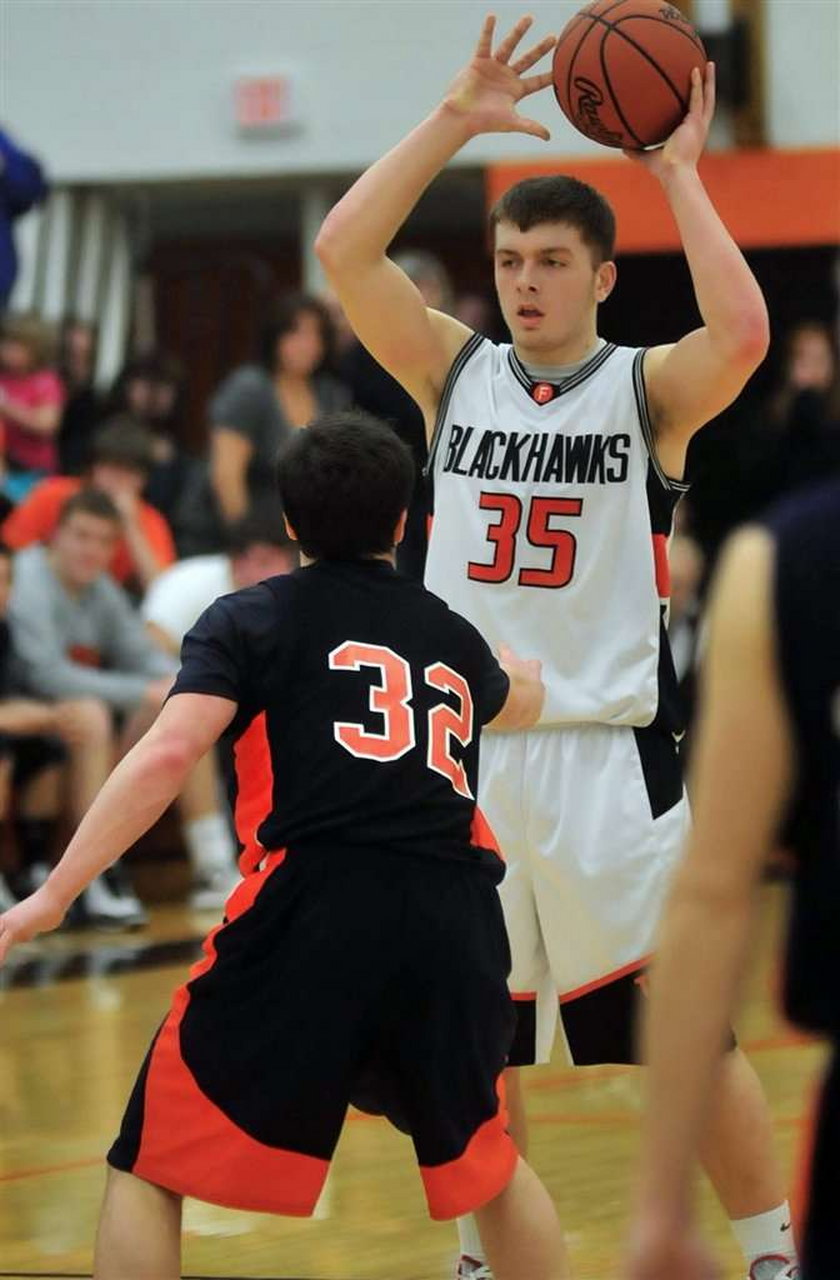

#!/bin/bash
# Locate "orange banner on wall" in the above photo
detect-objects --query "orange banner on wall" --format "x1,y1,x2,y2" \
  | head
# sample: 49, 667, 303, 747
486, 148, 840, 253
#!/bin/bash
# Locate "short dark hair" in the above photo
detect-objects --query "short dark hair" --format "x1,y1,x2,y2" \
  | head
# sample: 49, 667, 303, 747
57, 488, 122, 529
259, 292, 336, 374
276, 411, 414, 561
489, 175, 616, 265
226, 511, 297, 559
90, 416, 156, 474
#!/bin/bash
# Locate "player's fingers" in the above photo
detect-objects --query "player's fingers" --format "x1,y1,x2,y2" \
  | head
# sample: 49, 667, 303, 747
476, 13, 496, 59
510, 32, 557, 76
494, 14, 534, 64
518, 69, 556, 98
702, 61, 716, 124
514, 116, 551, 141
688, 64, 703, 115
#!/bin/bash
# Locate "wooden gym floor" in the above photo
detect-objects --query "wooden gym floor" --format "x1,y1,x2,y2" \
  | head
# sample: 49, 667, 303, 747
0, 883, 825, 1280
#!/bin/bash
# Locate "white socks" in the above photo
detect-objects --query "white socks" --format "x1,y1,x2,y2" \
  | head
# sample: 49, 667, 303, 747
183, 812, 237, 876
457, 1213, 486, 1262
731, 1202, 797, 1269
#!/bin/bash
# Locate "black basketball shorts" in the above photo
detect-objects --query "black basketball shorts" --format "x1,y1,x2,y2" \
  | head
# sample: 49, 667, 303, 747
108, 845, 518, 1219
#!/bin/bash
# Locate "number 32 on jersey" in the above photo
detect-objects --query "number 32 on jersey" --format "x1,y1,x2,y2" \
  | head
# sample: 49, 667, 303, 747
329, 641, 474, 798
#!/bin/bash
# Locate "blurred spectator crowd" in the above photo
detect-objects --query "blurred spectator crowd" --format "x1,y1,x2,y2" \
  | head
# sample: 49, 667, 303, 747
0, 121, 838, 932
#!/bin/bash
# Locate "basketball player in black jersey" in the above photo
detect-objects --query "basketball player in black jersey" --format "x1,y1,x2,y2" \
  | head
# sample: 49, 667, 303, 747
625, 484, 840, 1278
0, 412, 568, 1280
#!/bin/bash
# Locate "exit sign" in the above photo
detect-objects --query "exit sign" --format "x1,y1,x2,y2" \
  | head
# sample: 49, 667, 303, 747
234, 75, 297, 132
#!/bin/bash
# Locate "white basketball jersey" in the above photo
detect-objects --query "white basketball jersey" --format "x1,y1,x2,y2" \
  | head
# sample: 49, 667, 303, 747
424, 337, 688, 729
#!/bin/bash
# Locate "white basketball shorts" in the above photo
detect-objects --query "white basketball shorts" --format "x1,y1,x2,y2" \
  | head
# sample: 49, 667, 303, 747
479, 720, 690, 1065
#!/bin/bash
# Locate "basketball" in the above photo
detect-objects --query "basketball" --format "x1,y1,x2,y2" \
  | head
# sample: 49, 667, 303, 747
552, 0, 707, 149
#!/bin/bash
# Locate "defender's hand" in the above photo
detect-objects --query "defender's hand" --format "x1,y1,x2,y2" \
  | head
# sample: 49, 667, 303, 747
0, 884, 67, 964
442, 14, 557, 141
625, 62, 715, 177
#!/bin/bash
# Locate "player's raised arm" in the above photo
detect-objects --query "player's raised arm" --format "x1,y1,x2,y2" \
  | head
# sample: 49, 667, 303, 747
629, 64, 770, 480
0, 693, 236, 961
315, 15, 556, 430
625, 528, 794, 1279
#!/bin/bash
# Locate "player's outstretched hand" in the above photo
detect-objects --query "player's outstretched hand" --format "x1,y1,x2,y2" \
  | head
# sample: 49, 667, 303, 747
442, 14, 557, 141
0, 884, 67, 965
623, 1217, 721, 1280
624, 61, 715, 177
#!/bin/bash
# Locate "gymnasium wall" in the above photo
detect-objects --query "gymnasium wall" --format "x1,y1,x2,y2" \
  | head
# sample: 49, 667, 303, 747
4, 0, 839, 185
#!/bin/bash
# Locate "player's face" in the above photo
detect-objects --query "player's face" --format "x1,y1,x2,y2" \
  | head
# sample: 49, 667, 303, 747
52, 513, 119, 588
493, 221, 615, 361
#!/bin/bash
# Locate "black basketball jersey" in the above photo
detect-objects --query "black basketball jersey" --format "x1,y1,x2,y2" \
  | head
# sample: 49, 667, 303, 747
171, 558, 509, 870
766, 480, 840, 1036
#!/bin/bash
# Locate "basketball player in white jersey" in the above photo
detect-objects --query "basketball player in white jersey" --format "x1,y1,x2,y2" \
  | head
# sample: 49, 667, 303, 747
317, 16, 796, 1279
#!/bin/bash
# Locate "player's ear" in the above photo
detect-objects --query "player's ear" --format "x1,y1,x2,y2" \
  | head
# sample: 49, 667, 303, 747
595, 259, 617, 303
393, 510, 408, 546
283, 515, 299, 543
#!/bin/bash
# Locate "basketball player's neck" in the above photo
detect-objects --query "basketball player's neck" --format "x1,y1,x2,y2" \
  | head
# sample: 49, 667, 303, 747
513, 327, 602, 371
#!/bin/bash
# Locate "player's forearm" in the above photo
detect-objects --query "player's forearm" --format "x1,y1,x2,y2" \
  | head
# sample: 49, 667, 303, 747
45, 725, 197, 908
637, 878, 755, 1217
659, 166, 769, 361
316, 106, 473, 273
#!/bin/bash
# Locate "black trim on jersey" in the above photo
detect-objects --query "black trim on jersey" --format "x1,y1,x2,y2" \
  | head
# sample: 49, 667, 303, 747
507, 342, 618, 401
632, 349, 690, 495
425, 332, 486, 478
645, 459, 687, 737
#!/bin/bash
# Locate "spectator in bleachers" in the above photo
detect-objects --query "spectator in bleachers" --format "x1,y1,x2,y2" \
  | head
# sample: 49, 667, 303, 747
56, 317, 100, 475
1, 416, 176, 595
9, 489, 240, 922
0, 540, 118, 917
339, 250, 453, 580
208, 292, 350, 527
142, 512, 298, 657
106, 351, 194, 526
0, 127, 48, 309
0, 312, 64, 503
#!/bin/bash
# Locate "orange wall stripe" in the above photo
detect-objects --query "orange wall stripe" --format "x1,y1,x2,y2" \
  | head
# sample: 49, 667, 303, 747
487, 148, 840, 252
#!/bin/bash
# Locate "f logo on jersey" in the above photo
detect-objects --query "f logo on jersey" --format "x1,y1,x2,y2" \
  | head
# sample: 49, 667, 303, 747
532, 382, 555, 405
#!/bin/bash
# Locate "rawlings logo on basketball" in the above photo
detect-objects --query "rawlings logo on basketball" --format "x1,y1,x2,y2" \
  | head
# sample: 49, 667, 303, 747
572, 78, 625, 148
659, 4, 692, 26
532, 383, 555, 405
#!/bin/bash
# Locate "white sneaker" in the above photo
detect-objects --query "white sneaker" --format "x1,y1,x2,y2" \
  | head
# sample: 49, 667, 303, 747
748, 1258, 799, 1280
456, 1258, 494, 1280
188, 866, 240, 912
74, 869, 148, 930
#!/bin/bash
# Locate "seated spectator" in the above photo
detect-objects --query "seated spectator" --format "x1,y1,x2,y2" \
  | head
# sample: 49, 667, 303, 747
105, 350, 194, 526
8, 490, 240, 919
1, 416, 176, 595
56, 317, 101, 475
142, 513, 298, 657
339, 250, 453, 581
0, 530, 149, 926
208, 293, 350, 528
0, 312, 64, 502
